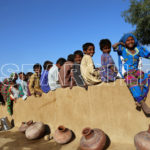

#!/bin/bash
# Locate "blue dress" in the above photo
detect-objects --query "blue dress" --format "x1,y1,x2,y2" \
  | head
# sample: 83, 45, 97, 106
114, 40, 150, 103
40, 70, 50, 93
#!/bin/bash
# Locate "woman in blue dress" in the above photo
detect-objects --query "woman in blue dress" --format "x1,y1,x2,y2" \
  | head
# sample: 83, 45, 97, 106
113, 33, 150, 115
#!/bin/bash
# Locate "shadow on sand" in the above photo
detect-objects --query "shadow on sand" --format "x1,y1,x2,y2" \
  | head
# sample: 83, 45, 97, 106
0, 131, 62, 150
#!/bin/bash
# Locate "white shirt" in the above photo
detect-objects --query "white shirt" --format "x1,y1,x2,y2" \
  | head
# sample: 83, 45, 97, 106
48, 64, 61, 91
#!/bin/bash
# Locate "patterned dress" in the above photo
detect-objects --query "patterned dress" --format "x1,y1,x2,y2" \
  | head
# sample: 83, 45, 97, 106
114, 33, 150, 103
100, 53, 118, 82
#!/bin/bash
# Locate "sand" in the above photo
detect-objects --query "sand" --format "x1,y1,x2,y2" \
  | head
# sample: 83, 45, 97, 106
1, 79, 149, 150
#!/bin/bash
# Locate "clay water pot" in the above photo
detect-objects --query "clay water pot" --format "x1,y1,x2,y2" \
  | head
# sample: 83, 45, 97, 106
19, 120, 33, 133
53, 125, 72, 144
134, 125, 150, 150
25, 122, 45, 140
80, 127, 106, 150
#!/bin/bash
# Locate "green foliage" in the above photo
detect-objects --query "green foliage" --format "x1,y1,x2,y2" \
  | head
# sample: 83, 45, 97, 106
122, 0, 150, 45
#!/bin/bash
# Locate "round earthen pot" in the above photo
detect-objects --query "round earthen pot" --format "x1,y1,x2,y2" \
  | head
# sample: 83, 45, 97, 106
25, 122, 45, 140
80, 127, 106, 150
134, 125, 150, 150
19, 120, 33, 133
53, 125, 72, 144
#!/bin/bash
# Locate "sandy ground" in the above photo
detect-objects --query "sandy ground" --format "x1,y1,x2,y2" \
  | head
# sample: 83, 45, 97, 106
0, 128, 136, 150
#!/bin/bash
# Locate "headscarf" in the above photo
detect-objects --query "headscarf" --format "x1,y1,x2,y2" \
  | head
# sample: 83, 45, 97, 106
9, 72, 17, 82
119, 33, 139, 47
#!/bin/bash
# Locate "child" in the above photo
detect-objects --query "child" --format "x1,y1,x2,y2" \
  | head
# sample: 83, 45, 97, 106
59, 54, 76, 88
26, 72, 33, 96
99, 39, 118, 82
29, 64, 43, 97
72, 50, 86, 88
48, 58, 66, 91
0, 73, 18, 115
113, 33, 150, 115
80, 43, 101, 85
18, 72, 28, 100
40, 61, 53, 93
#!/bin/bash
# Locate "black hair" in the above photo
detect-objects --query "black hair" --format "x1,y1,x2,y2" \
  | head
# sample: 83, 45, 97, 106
43, 60, 53, 70
82, 43, 95, 51
56, 58, 66, 66
26, 72, 33, 80
67, 54, 74, 62
74, 50, 83, 57
99, 39, 111, 50
18, 72, 25, 76
33, 63, 42, 71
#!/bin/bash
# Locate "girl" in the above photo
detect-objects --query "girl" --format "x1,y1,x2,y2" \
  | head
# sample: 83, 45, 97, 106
113, 33, 150, 115
99, 39, 118, 82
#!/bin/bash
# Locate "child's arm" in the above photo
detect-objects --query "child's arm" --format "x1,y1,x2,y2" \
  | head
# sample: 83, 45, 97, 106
139, 46, 150, 59
87, 56, 99, 77
28, 75, 35, 95
112, 42, 125, 50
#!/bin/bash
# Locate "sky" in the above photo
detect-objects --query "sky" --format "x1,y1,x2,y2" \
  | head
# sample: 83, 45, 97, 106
0, 0, 150, 81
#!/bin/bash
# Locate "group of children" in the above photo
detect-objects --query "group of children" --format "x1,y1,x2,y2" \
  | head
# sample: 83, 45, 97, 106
1, 33, 150, 116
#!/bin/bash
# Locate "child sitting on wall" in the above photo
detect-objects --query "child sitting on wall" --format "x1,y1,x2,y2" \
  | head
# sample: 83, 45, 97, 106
59, 54, 76, 88
99, 39, 118, 82
80, 43, 101, 85
29, 64, 43, 97
113, 33, 150, 115
72, 50, 86, 88
48, 58, 66, 91
18, 72, 28, 100
26, 72, 33, 96
40, 61, 53, 93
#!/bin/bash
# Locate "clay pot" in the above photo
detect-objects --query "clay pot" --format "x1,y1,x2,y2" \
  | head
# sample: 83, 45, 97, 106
134, 125, 150, 150
80, 127, 106, 150
25, 122, 45, 140
53, 125, 72, 144
19, 120, 33, 133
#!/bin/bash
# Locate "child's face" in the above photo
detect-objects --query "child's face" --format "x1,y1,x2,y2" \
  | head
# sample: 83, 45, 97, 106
85, 46, 95, 57
102, 46, 111, 54
19, 74, 26, 81
125, 36, 135, 49
74, 54, 82, 64
34, 68, 41, 74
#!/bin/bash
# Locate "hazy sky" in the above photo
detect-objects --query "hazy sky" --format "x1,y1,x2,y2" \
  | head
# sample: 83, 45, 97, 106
0, 0, 149, 80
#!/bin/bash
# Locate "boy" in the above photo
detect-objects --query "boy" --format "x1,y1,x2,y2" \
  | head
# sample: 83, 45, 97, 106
48, 58, 66, 91
80, 43, 101, 85
29, 63, 43, 97
40, 61, 53, 93
72, 50, 86, 88
99, 39, 118, 82
18, 72, 28, 99
59, 54, 75, 88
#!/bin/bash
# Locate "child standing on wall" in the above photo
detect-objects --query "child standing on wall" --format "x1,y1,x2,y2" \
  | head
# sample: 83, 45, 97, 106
40, 61, 53, 93
80, 43, 101, 85
99, 39, 118, 82
29, 64, 43, 97
113, 33, 150, 115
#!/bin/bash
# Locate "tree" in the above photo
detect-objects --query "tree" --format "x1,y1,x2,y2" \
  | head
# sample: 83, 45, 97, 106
122, 0, 150, 45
